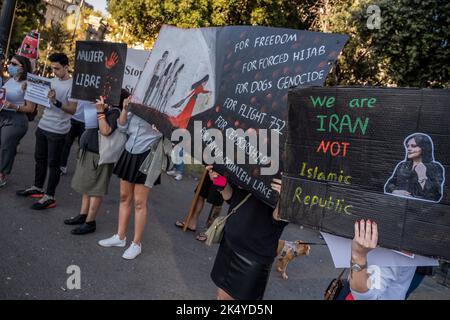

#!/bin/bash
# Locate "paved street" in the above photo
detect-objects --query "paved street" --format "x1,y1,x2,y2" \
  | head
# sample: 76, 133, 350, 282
0, 121, 449, 300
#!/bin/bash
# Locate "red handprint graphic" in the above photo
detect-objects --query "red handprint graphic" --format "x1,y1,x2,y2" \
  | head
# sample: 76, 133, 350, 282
105, 51, 119, 69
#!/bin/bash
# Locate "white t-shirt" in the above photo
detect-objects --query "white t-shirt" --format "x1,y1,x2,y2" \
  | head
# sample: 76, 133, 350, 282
38, 77, 74, 134
72, 101, 86, 123
2, 78, 25, 108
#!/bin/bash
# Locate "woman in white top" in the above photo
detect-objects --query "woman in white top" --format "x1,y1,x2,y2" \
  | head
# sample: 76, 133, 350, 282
349, 219, 417, 300
98, 96, 163, 260
0, 55, 36, 187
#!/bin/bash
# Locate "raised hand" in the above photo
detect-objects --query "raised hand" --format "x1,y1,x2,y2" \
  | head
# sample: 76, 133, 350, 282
105, 51, 119, 69
352, 219, 378, 261
271, 178, 282, 195
122, 95, 132, 112
47, 89, 56, 103
414, 162, 427, 180
95, 96, 106, 112
206, 165, 220, 181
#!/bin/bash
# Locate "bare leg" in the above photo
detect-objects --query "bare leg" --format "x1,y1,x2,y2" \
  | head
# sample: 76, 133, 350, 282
81, 194, 90, 215
117, 179, 134, 240
205, 205, 222, 229
217, 288, 235, 300
132, 183, 151, 245
86, 196, 103, 222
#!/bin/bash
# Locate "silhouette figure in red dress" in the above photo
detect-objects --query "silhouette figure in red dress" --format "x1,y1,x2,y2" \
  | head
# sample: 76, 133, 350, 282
168, 75, 210, 129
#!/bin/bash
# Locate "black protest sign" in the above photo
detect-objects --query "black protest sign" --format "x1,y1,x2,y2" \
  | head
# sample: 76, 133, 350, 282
72, 41, 127, 105
130, 25, 348, 206
281, 87, 450, 259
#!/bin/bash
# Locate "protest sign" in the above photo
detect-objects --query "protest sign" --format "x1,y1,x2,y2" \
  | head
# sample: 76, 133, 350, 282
17, 31, 39, 60
130, 25, 348, 206
72, 41, 127, 105
280, 87, 450, 259
122, 48, 151, 94
24, 73, 51, 108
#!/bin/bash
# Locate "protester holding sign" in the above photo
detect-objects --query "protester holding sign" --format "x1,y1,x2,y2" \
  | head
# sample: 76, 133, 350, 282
64, 91, 128, 235
0, 55, 36, 188
98, 97, 163, 259
348, 219, 417, 300
16, 53, 77, 210
206, 166, 288, 300
59, 103, 86, 175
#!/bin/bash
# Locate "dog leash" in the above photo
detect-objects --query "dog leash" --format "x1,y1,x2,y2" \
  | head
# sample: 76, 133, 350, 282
299, 242, 327, 246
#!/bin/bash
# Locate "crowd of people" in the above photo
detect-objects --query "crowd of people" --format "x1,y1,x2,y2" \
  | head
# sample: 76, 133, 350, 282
0, 52, 433, 300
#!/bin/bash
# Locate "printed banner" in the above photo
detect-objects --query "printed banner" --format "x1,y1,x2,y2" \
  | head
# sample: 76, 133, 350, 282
24, 73, 51, 108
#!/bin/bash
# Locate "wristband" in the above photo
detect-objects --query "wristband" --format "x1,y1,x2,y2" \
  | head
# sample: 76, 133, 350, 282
54, 100, 63, 109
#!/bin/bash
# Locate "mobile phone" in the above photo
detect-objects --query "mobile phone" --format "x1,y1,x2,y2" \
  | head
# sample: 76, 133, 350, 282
213, 176, 227, 190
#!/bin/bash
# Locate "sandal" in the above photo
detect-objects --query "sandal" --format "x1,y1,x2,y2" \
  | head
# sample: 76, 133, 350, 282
196, 233, 207, 242
174, 220, 196, 232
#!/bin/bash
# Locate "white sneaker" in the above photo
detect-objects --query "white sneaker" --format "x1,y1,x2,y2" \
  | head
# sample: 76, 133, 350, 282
122, 242, 142, 260
174, 174, 183, 181
166, 170, 176, 176
98, 234, 126, 247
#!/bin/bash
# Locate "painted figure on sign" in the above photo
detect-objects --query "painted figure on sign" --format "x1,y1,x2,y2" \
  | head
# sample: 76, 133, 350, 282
384, 133, 445, 203
168, 74, 210, 129
143, 51, 168, 105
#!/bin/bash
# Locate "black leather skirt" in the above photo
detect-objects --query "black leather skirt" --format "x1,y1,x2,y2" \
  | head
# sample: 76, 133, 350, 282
211, 237, 272, 300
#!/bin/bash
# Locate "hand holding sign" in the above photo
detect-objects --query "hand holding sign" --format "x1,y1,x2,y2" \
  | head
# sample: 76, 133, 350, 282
123, 95, 132, 112
352, 219, 378, 262
48, 89, 56, 103
414, 162, 427, 182
95, 96, 106, 113
105, 51, 119, 69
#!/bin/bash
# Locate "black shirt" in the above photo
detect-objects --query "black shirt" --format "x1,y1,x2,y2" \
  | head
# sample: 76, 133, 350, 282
224, 185, 288, 264
79, 107, 120, 154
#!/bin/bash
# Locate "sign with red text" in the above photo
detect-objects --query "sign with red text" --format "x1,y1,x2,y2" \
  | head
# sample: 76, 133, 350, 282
281, 87, 450, 259
72, 41, 127, 105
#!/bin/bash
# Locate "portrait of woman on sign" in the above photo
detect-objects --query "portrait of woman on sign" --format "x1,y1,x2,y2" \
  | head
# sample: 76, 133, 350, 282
384, 133, 445, 203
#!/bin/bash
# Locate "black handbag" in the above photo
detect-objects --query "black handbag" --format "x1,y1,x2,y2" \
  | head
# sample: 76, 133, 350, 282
324, 269, 348, 300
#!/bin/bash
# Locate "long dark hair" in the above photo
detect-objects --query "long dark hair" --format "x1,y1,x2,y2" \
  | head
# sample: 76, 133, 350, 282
405, 133, 434, 163
114, 89, 131, 111
13, 55, 32, 81
191, 74, 209, 90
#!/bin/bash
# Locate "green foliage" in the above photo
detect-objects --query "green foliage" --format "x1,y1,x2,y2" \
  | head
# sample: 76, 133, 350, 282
5, 0, 45, 57
80, 0, 450, 88
107, 0, 320, 45
324, 0, 450, 88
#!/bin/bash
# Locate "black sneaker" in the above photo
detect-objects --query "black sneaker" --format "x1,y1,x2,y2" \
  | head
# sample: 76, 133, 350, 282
71, 221, 96, 235
64, 214, 87, 225
16, 186, 44, 198
31, 195, 56, 210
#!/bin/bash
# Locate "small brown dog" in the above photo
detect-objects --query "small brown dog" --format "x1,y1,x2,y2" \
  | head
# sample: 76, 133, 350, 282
276, 240, 311, 280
